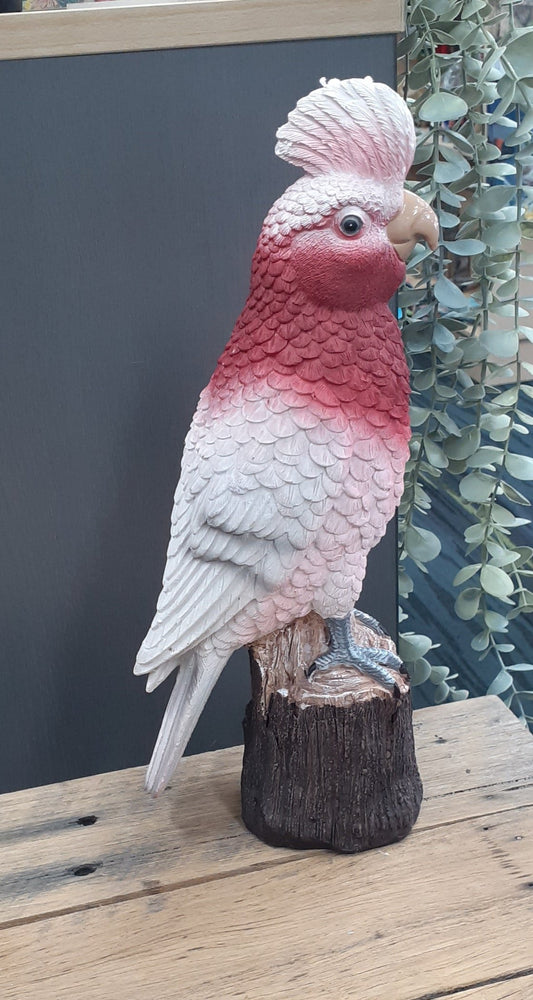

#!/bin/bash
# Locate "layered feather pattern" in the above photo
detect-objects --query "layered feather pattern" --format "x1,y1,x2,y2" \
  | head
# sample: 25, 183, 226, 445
275, 77, 416, 184
135, 77, 415, 795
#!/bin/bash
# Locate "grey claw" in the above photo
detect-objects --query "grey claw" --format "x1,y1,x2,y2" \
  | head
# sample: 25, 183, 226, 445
305, 651, 335, 679
351, 608, 391, 640
379, 649, 404, 672
351, 645, 402, 690
306, 621, 403, 691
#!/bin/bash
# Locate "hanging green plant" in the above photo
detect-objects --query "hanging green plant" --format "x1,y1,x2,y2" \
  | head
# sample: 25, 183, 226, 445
398, 0, 533, 724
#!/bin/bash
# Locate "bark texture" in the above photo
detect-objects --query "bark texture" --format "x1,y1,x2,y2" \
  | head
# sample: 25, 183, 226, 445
241, 612, 423, 853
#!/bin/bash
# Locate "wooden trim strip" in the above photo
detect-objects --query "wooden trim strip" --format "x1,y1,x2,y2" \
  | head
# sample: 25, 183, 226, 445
0, 0, 405, 63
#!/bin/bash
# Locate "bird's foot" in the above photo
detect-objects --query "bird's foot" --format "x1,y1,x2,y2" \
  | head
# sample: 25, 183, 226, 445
306, 613, 403, 694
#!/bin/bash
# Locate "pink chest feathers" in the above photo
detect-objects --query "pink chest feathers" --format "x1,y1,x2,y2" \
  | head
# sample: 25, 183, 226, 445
191, 382, 409, 624
208, 295, 411, 438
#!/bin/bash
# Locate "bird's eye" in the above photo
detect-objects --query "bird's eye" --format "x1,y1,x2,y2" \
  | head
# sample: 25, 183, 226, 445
339, 214, 364, 237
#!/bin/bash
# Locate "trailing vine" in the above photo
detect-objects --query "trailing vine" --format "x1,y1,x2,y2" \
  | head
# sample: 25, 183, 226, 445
398, 0, 533, 724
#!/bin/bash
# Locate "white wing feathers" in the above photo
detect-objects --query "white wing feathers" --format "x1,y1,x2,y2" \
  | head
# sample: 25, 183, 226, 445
134, 387, 400, 794
144, 646, 225, 794
134, 393, 326, 687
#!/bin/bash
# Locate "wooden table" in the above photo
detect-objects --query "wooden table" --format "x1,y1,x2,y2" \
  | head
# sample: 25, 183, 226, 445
1, 696, 532, 999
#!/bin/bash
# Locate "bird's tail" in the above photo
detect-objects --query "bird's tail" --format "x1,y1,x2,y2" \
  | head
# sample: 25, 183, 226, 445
145, 644, 227, 796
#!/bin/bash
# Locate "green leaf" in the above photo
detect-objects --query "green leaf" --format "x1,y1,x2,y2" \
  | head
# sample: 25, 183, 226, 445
496, 278, 519, 299
433, 681, 450, 704
399, 633, 433, 661
515, 406, 533, 426
484, 222, 522, 252
505, 453, 533, 481
471, 630, 490, 652
455, 587, 481, 620
405, 525, 441, 563
491, 504, 530, 528
449, 459, 468, 476
476, 42, 503, 80
453, 564, 481, 587
403, 323, 433, 353
432, 323, 456, 353
439, 211, 459, 229
479, 413, 512, 443
480, 564, 514, 598
479, 328, 520, 358
434, 411, 461, 435
434, 275, 471, 311
505, 29, 533, 81
440, 187, 465, 208
469, 446, 504, 468
414, 368, 436, 390
486, 669, 514, 696
513, 109, 533, 141
501, 481, 530, 505
410, 657, 432, 685
419, 92, 469, 123
434, 160, 469, 183
441, 144, 470, 171
445, 426, 481, 460
469, 186, 516, 215
398, 568, 414, 598
480, 162, 516, 178
490, 116, 519, 130
408, 244, 435, 268
409, 405, 430, 427
459, 472, 494, 502
434, 384, 457, 400
461, 342, 488, 365
484, 611, 509, 632
495, 386, 519, 407
430, 665, 449, 684
485, 542, 518, 567
451, 689, 470, 702
442, 127, 474, 155
443, 239, 485, 256
464, 523, 485, 545
424, 438, 448, 469
515, 545, 533, 567
397, 30, 420, 56
508, 663, 533, 673
490, 303, 529, 319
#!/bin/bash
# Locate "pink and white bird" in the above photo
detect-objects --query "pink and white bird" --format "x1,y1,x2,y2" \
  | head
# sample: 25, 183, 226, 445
134, 77, 438, 795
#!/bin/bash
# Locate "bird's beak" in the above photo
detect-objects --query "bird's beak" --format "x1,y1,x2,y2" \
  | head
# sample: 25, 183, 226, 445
386, 191, 439, 262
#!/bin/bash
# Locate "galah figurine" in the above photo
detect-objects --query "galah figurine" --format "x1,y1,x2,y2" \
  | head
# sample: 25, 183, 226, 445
135, 77, 438, 795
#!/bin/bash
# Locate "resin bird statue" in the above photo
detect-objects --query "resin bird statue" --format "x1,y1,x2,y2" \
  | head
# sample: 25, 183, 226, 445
135, 77, 438, 795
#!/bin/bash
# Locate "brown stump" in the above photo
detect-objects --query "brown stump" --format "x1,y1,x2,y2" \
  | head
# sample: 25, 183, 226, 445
241, 612, 423, 853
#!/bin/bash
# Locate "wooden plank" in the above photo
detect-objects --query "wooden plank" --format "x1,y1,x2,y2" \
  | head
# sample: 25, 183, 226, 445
414, 696, 533, 827
435, 975, 533, 999
0, 697, 531, 928
0, 806, 531, 1000
0, 0, 404, 63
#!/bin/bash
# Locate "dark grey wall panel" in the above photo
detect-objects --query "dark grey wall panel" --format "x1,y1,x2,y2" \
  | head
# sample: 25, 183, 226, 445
0, 35, 397, 793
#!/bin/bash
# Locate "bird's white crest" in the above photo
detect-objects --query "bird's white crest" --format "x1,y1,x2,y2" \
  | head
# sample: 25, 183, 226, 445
275, 77, 415, 184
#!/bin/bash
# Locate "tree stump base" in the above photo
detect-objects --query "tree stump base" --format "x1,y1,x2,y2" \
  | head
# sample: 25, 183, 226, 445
241, 612, 423, 853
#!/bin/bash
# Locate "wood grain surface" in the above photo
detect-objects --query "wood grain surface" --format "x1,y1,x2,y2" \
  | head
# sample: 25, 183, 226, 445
0, 697, 532, 998
0, 0, 404, 62
438, 977, 533, 999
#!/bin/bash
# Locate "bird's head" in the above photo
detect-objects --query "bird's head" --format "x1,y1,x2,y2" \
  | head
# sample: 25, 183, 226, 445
257, 77, 438, 312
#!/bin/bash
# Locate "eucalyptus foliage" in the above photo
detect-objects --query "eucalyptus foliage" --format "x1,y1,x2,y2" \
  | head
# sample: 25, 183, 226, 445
398, 0, 533, 724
